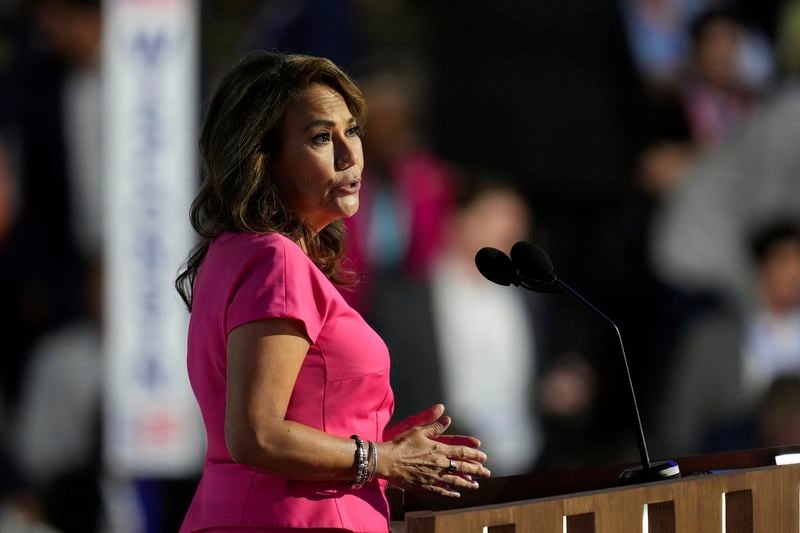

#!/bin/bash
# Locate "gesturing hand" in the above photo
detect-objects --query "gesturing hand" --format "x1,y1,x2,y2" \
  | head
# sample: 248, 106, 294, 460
377, 404, 491, 498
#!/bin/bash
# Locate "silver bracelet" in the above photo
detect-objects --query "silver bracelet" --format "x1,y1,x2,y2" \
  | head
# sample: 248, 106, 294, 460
366, 440, 378, 482
350, 435, 368, 489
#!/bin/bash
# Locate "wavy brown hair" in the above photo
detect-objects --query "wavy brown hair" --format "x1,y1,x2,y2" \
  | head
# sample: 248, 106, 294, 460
176, 51, 367, 310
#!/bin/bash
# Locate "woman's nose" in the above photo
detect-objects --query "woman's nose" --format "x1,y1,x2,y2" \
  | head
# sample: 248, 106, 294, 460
334, 137, 358, 171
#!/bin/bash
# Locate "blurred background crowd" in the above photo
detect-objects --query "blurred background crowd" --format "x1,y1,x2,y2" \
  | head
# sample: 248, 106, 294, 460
0, 0, 800, 531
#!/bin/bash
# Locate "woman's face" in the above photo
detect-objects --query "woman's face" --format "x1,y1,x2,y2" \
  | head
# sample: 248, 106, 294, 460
271, 83, 364, 233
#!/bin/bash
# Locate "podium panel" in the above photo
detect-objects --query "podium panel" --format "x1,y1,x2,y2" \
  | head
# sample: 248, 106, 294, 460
404, 462, 800, 533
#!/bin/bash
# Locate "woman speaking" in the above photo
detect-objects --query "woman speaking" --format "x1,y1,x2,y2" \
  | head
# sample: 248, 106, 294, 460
176, 52, 490, 532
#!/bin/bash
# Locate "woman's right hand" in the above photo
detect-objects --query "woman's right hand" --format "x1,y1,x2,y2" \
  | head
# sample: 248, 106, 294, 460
376, 404, 491, 498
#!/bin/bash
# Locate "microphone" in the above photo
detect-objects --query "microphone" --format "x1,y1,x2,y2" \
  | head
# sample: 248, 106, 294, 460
496, 241, 679, 484
475, 247, 558, 293
475, 247, 521, 287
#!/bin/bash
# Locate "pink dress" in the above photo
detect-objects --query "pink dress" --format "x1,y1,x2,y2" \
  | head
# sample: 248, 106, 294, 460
180, 232, 395, 532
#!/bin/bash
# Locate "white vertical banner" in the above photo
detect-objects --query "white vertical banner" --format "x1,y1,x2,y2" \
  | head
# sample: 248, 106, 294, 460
103, 0, 203, 476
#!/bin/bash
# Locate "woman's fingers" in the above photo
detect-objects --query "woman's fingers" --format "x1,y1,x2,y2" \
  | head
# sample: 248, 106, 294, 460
414, 403, 445, 425
401, 403, 445, 432
432, 434, 481, 448
420, 414, 452, 437
383, 404, 446, 441
420, 461, 485, 498
445, 459, 491, 479
422, 483, 461, 498
440, 473, 481, 490
443, 443, 489, 464
402, 404, 446, 432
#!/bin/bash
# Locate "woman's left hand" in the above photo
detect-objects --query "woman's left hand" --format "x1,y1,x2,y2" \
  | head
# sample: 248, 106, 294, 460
383, 404, 481, 448
378, 404, 489, 497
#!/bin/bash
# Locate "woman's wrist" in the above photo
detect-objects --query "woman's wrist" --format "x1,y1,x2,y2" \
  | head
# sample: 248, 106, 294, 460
349, 435, 368, 488
366, 441, 378, 482
373, 441, 395, 480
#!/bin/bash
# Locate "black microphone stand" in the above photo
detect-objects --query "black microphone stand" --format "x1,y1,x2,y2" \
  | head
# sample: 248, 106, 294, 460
520, 275, 680, 484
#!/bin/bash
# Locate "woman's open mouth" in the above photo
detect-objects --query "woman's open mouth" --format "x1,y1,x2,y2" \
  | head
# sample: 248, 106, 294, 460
333, 178, 361, 195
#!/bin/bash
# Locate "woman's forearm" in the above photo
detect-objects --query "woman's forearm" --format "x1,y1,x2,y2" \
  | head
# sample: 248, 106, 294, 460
227, 418, 363, 482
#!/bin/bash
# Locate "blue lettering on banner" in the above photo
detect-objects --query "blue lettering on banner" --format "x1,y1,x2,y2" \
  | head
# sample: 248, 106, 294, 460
131, 31, 170, 66
127, 27, 173, 391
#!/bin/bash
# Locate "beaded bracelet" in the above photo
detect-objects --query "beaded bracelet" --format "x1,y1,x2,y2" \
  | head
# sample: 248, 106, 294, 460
350, 435, 368, 489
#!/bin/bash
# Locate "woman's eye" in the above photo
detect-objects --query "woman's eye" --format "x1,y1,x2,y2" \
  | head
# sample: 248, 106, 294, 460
346, 125, 363, 138
312, 132, 331, 145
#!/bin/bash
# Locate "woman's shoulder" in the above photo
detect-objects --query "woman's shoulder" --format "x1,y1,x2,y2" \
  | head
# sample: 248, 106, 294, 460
213, 231, 301, 256
209, 231, 313, 273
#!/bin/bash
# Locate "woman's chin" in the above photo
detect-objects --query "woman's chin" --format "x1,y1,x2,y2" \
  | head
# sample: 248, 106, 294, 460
336, 196, 360, 218
307, 200, 359, 231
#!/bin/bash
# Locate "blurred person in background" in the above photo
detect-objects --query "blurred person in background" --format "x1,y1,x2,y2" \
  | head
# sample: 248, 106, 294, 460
16, 0, 102, 268
658, 219, 800, 456
0, 2, 102, 527
176, 52, 489, 533
621, 0, 708, 90
620, 5, 776, 427
344, 68, 455, 313
627, 8, 766, 385
372, 177, 601, 474
636, 7, 768, 202
622, 0, 774, 98
704, 376, 800, 452
31, 0, 103, 258
0, 0, 101, 416
681, 8, 758, 150
33, 0, 103, 259
753, 376, 800, 448
651, 0, 800, 307
9, 257, 103, 533
533, 352, 599, 471
371, 178, 540, 475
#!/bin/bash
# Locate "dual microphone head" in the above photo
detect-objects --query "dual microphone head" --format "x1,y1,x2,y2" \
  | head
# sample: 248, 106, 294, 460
475, 241, 559, 293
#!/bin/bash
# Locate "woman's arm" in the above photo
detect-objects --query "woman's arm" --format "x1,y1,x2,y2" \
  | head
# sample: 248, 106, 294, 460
225, 318, 490, 496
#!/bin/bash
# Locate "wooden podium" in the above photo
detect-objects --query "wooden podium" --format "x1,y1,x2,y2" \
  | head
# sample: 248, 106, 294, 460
393, 446, 800, 532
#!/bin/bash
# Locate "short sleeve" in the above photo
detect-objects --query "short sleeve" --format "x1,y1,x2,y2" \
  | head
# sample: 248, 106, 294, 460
225, 237, 327, 342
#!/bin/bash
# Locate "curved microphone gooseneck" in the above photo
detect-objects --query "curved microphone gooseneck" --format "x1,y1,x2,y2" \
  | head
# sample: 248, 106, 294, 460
475, 244, 680, 484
